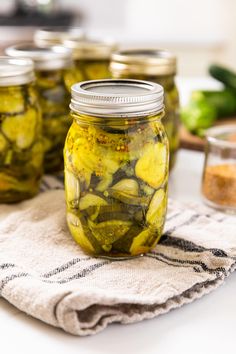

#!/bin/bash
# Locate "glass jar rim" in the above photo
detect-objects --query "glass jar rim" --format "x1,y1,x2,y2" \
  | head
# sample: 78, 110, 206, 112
110, 49, 177, 76
206, 125, 236, 148
70, 79, 164, 119
34, 27, 85, 46
0, 56, 35, 86
6, 42, 72, 70
63, 37, 117, 60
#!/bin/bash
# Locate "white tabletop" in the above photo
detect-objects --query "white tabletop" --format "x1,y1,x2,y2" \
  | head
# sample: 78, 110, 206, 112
1, 148, 236, 354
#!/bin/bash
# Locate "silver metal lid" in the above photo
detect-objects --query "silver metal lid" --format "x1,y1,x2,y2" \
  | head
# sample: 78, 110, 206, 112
34, 27, 85, 47
0, 57, 35, 86
70, 79, 164, 118
111, 49, 177, 76
6, 42, 72, 71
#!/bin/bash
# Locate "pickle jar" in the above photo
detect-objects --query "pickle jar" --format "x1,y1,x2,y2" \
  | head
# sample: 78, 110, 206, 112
110, 49, 180, 169
63, 38, 117, 82
0, 57, 43, 203
64, 79, 169, 258
6, 43, 73, 173
34, 26, 85, 47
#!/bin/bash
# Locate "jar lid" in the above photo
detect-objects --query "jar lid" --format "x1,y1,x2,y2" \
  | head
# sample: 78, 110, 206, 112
110, 49, 177, 76
64, 38, 117, 60
70, 79, 164, 118
34, 26, 85, 47
0, 57, 35, 86
6, 43, 72, 71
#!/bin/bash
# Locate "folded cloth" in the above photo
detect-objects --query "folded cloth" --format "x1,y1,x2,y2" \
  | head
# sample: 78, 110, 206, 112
0, 177, 236, 336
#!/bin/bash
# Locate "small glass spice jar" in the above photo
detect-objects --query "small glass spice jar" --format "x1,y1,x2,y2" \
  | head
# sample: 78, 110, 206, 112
64, 79, 169, 258
6, 43, 72, 173
110, 49, 179, 170
34, 26, 85, 47
202, 125, 236, 213
0, 57, 43, 203
63, 38, 117, 82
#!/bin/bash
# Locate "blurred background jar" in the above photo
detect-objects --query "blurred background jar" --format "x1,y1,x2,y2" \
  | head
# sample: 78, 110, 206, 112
0, 57, 43, 202
110, 49, 179, 169
63, 37, 117, 81
202, 125, 236, 213
6, 43, 73, 173
34, 26, 85, 47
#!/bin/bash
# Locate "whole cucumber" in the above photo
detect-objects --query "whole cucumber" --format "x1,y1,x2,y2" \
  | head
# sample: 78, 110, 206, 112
209, 64, 236, 91
180, 89, 236, 137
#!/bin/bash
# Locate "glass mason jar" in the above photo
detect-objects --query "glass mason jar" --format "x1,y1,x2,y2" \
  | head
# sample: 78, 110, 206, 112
202, 125, 236, 213
6, 43, 72, 173
63, 38, 117, 82
0, 57, 43, 203
110, 49, 179, 170
64, 79, 169, 258
34, 26, 85, 47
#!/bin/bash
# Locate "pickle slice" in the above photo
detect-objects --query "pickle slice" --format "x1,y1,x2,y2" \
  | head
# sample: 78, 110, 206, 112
88, 219, 132, 246
0, 173, 36, 193
113, 225, 143, 253
30, 141, 44, 169
0, 133, 8, 153
111, 178, 139, 196
95, 174, 113, 192
65, 169, 80, 207
67, 213, 95, 253
146, 189, 167, 227
108, 189, 151, 207
79, 193, 108, 210
0, 89, 24, 114
135, 142, 168, 188
129, 228, 153, 256
2, 108, 37, 149
79, 193, 108, 220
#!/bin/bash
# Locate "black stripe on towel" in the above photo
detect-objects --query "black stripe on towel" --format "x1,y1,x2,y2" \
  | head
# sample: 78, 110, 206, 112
41, 257, 91, 278
147, 252, 227, 277
0, 263, 15, 270
0, 261, 110, 293
0, 273, 29, 293
160, 236, 228, 258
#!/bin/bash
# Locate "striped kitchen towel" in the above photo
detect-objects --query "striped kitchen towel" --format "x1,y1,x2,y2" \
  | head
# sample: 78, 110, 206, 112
0, 175, 236, 336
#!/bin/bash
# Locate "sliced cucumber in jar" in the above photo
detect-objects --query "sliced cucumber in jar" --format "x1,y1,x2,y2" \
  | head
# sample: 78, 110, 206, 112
67, 212, 95, 253
110, 178, 139, 196
0, 133, 8, 153
146, 189, 167, 228
65, 169, 81, 208
2, 108, 37, 149
129, 228, 153, 256
135, 142, 168, 189
88, 219, 132, 246
108, 189, 151, 207
95, 174, 113, 192
79, 193, 108, 220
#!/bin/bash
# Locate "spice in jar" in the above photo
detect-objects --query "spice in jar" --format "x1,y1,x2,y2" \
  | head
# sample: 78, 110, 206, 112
202, 164, 236, 207
201, 125, 236, 212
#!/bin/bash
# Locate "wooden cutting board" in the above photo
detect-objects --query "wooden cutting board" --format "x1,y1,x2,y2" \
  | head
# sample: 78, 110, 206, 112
180, 119, 236, 151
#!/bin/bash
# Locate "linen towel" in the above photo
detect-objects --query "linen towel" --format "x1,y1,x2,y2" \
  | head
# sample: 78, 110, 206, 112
0, 175, 236, 336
